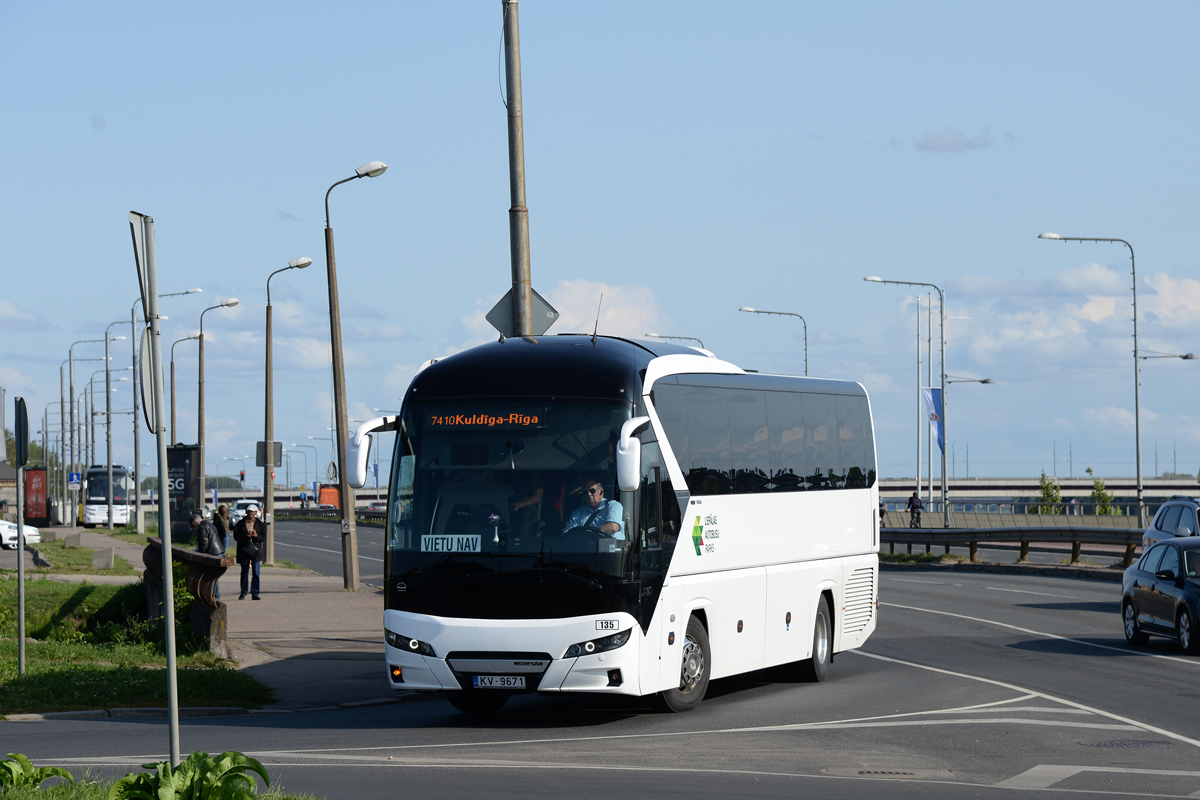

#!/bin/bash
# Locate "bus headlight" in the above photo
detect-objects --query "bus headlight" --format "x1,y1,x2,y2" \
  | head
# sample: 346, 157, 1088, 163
563, 629, 630, 658
384, 628, 436, 657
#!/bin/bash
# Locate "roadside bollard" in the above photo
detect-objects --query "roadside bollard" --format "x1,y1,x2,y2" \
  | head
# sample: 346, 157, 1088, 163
1071, 541, 1081, 562
1019, 541, 1029, 562
969, 541, 978, 562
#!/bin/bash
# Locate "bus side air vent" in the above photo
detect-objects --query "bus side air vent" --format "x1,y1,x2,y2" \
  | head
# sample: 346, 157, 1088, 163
842, 568, 875, 634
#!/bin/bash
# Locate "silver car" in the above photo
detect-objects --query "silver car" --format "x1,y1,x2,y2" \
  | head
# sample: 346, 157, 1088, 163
1143, 497, 1200, 548
0, 520, 42, 549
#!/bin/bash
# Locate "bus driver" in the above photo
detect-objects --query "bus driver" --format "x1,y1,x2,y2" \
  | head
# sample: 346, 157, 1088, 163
564, 477, 624, 540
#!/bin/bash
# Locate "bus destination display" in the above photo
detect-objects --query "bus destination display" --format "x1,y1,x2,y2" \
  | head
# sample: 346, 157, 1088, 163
427, 410, 545, 429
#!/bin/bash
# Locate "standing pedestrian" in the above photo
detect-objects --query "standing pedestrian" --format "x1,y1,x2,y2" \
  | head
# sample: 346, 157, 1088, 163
233, 503, 266, 600
214, 504, 231, 554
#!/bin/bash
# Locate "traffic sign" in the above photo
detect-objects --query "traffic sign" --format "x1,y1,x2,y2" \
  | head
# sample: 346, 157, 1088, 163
486, 287, 559, 338
68, 472, 82, 491
139, 326, 156, 432
129, 211, 152, 324
13, 397, 28, 467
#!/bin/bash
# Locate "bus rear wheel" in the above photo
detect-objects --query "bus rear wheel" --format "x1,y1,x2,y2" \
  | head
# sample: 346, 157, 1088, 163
797, 596, 831, 682
657, 616, 710, 713
447, 691, 509, 716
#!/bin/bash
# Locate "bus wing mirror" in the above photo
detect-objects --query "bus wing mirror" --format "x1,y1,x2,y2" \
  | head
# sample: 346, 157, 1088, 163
347, 415, 399, 489
617, 416, 651, 493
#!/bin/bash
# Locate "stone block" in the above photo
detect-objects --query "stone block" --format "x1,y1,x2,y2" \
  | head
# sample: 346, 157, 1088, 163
42, 531, 58, 543
63, 533, 82, 548
92, 547, 115, 570
189, 600, 229, 658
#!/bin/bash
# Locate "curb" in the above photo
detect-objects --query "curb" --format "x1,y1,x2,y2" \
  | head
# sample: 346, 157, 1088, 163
880, 560, 1125, 582
4, 692, 439, 722
24, 545, 52, 568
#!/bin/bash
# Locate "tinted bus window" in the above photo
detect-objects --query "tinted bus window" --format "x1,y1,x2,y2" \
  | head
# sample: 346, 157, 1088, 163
804, 393, 842, 489
837, 395, 869, 489
728, 389, 770, 493
765, 390, 806, 492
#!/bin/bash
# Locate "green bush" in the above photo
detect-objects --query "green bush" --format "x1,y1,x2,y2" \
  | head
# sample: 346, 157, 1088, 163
0, 753, 73, 790
108, 751, 268, 800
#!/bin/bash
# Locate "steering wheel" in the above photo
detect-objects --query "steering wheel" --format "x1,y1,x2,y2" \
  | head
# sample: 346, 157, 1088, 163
563, 525, 609, 539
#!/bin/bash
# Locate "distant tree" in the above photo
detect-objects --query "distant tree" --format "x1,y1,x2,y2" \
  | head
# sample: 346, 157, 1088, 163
206, 475, 241, 489
1037, 470, 1061, 514
1086, 467, 1121, 516
141, 476, 158, 491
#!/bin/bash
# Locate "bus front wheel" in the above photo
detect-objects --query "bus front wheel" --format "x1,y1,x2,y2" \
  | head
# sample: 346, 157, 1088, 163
447, 691, 509, 716
658, 616, 710, 713
797, 596, 831, 682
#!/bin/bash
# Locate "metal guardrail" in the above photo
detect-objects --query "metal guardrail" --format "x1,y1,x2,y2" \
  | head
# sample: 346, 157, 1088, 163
880, 525, 1141, 566
882, 506, 1141, 530
272, 508, 386, 524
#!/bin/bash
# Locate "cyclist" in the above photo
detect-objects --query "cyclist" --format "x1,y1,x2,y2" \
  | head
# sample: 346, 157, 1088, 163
906, 492, 924, 528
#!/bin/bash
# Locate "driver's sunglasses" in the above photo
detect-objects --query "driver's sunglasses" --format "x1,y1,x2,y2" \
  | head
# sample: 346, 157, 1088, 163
586, 487, 602, 495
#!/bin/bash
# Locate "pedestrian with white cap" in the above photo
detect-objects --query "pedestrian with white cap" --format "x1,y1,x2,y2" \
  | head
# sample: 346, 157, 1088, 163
233, 502, 266, 600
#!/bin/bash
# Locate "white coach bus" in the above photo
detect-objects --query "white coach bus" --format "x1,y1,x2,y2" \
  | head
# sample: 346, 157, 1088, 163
348, 335, 879, 714
82, 465, 135, 527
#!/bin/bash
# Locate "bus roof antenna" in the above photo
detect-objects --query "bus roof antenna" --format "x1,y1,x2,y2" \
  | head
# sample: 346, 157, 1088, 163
591, 294, 604, 345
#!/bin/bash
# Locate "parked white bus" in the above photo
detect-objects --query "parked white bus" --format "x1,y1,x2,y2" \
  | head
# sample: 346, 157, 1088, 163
81, 465, 134, 527
348, 335, 879, 713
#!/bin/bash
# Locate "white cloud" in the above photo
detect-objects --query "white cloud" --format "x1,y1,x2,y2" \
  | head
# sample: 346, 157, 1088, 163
545, 279, 667, 338
0, 299, 52, 331
1142, 273, 1200, 329
279, 338, 372, 370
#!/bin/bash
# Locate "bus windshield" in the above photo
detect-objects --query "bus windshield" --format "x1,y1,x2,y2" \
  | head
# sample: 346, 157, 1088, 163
387, 400, 638, 620
85, 471, 129, 505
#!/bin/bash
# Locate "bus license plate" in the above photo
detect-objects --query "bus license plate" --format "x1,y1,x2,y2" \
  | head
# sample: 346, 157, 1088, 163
473, 675, 525, 689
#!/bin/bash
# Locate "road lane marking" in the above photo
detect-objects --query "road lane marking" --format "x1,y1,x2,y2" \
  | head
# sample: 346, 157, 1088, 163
996, 764, 1200, 790
882, 600, 1199, 667
985, 587, 1080, 599
851, 650, 1200, 749
274, 541, 383, 562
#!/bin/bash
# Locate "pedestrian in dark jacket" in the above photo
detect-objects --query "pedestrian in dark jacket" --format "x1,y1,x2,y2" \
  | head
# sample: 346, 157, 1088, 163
214, 504, 231, 554
233, 503, 267, 600
191, 512, 224, 600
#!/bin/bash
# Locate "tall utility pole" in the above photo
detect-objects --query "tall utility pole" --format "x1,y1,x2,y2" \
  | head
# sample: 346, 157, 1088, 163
503, 0, 534, 337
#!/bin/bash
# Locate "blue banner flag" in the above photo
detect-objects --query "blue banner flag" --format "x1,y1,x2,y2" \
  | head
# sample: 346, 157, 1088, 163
922, 387, 944, 454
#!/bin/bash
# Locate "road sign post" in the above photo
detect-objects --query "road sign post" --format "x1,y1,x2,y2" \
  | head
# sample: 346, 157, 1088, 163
14, 397, 28, 676
130, 210, 181, 767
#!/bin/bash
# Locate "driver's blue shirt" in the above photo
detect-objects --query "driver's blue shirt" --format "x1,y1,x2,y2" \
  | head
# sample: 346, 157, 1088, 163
565, 498, 625, 540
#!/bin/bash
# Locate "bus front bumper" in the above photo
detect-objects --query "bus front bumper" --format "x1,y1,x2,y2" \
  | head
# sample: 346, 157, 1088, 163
383, 610, 643, 696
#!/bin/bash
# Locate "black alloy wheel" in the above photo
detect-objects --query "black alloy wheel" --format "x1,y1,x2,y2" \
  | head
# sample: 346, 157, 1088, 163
1124, 600, 1149, 646
798, 595, 832, 682
658, 616, 710, 713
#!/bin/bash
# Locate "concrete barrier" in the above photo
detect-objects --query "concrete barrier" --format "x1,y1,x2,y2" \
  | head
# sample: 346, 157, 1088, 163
92, 547, 115, 570
63, 533, 82, 549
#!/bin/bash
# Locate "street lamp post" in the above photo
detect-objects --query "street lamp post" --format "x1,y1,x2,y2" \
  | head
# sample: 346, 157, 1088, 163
645, 333, 706, 348
287, 447, 307, 491
104, 324, 130, 529
69, 339, 106, 526
197, 299, 239, 528
1037, 233, 1150, 525
738, 307, 808, 376
130, 289, 202, 535
171, 335, 199, 445
865, 276, 950, 528
264, 257, 312, 565
324, 160, 387, 591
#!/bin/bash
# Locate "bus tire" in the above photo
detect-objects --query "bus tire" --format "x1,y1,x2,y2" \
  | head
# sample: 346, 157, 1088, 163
798, 596, 831, 682
446, 691, 509, 716
657, 616, 710, 713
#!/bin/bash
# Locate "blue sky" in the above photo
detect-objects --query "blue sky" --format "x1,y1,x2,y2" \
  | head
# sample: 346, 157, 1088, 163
3, 2, 1200, 486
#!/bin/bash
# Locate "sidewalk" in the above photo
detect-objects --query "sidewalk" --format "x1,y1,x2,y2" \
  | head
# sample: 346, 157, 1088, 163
225, 567, 397, 710
15, 527, 402, 711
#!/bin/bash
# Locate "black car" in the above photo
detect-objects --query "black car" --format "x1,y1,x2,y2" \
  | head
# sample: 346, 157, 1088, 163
1122, 537, 1200, 653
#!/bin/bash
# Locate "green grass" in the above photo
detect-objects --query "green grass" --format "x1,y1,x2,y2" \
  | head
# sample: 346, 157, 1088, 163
22, 540, 137, 575
271, 558, 307, 571
0, 767, 321, 799
0, 578, 275, 715
879, 551, 968, 564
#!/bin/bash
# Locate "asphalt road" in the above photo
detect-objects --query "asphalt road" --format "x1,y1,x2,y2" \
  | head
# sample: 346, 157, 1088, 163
18, 568, 1200, 798
271, 519, 385, 587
